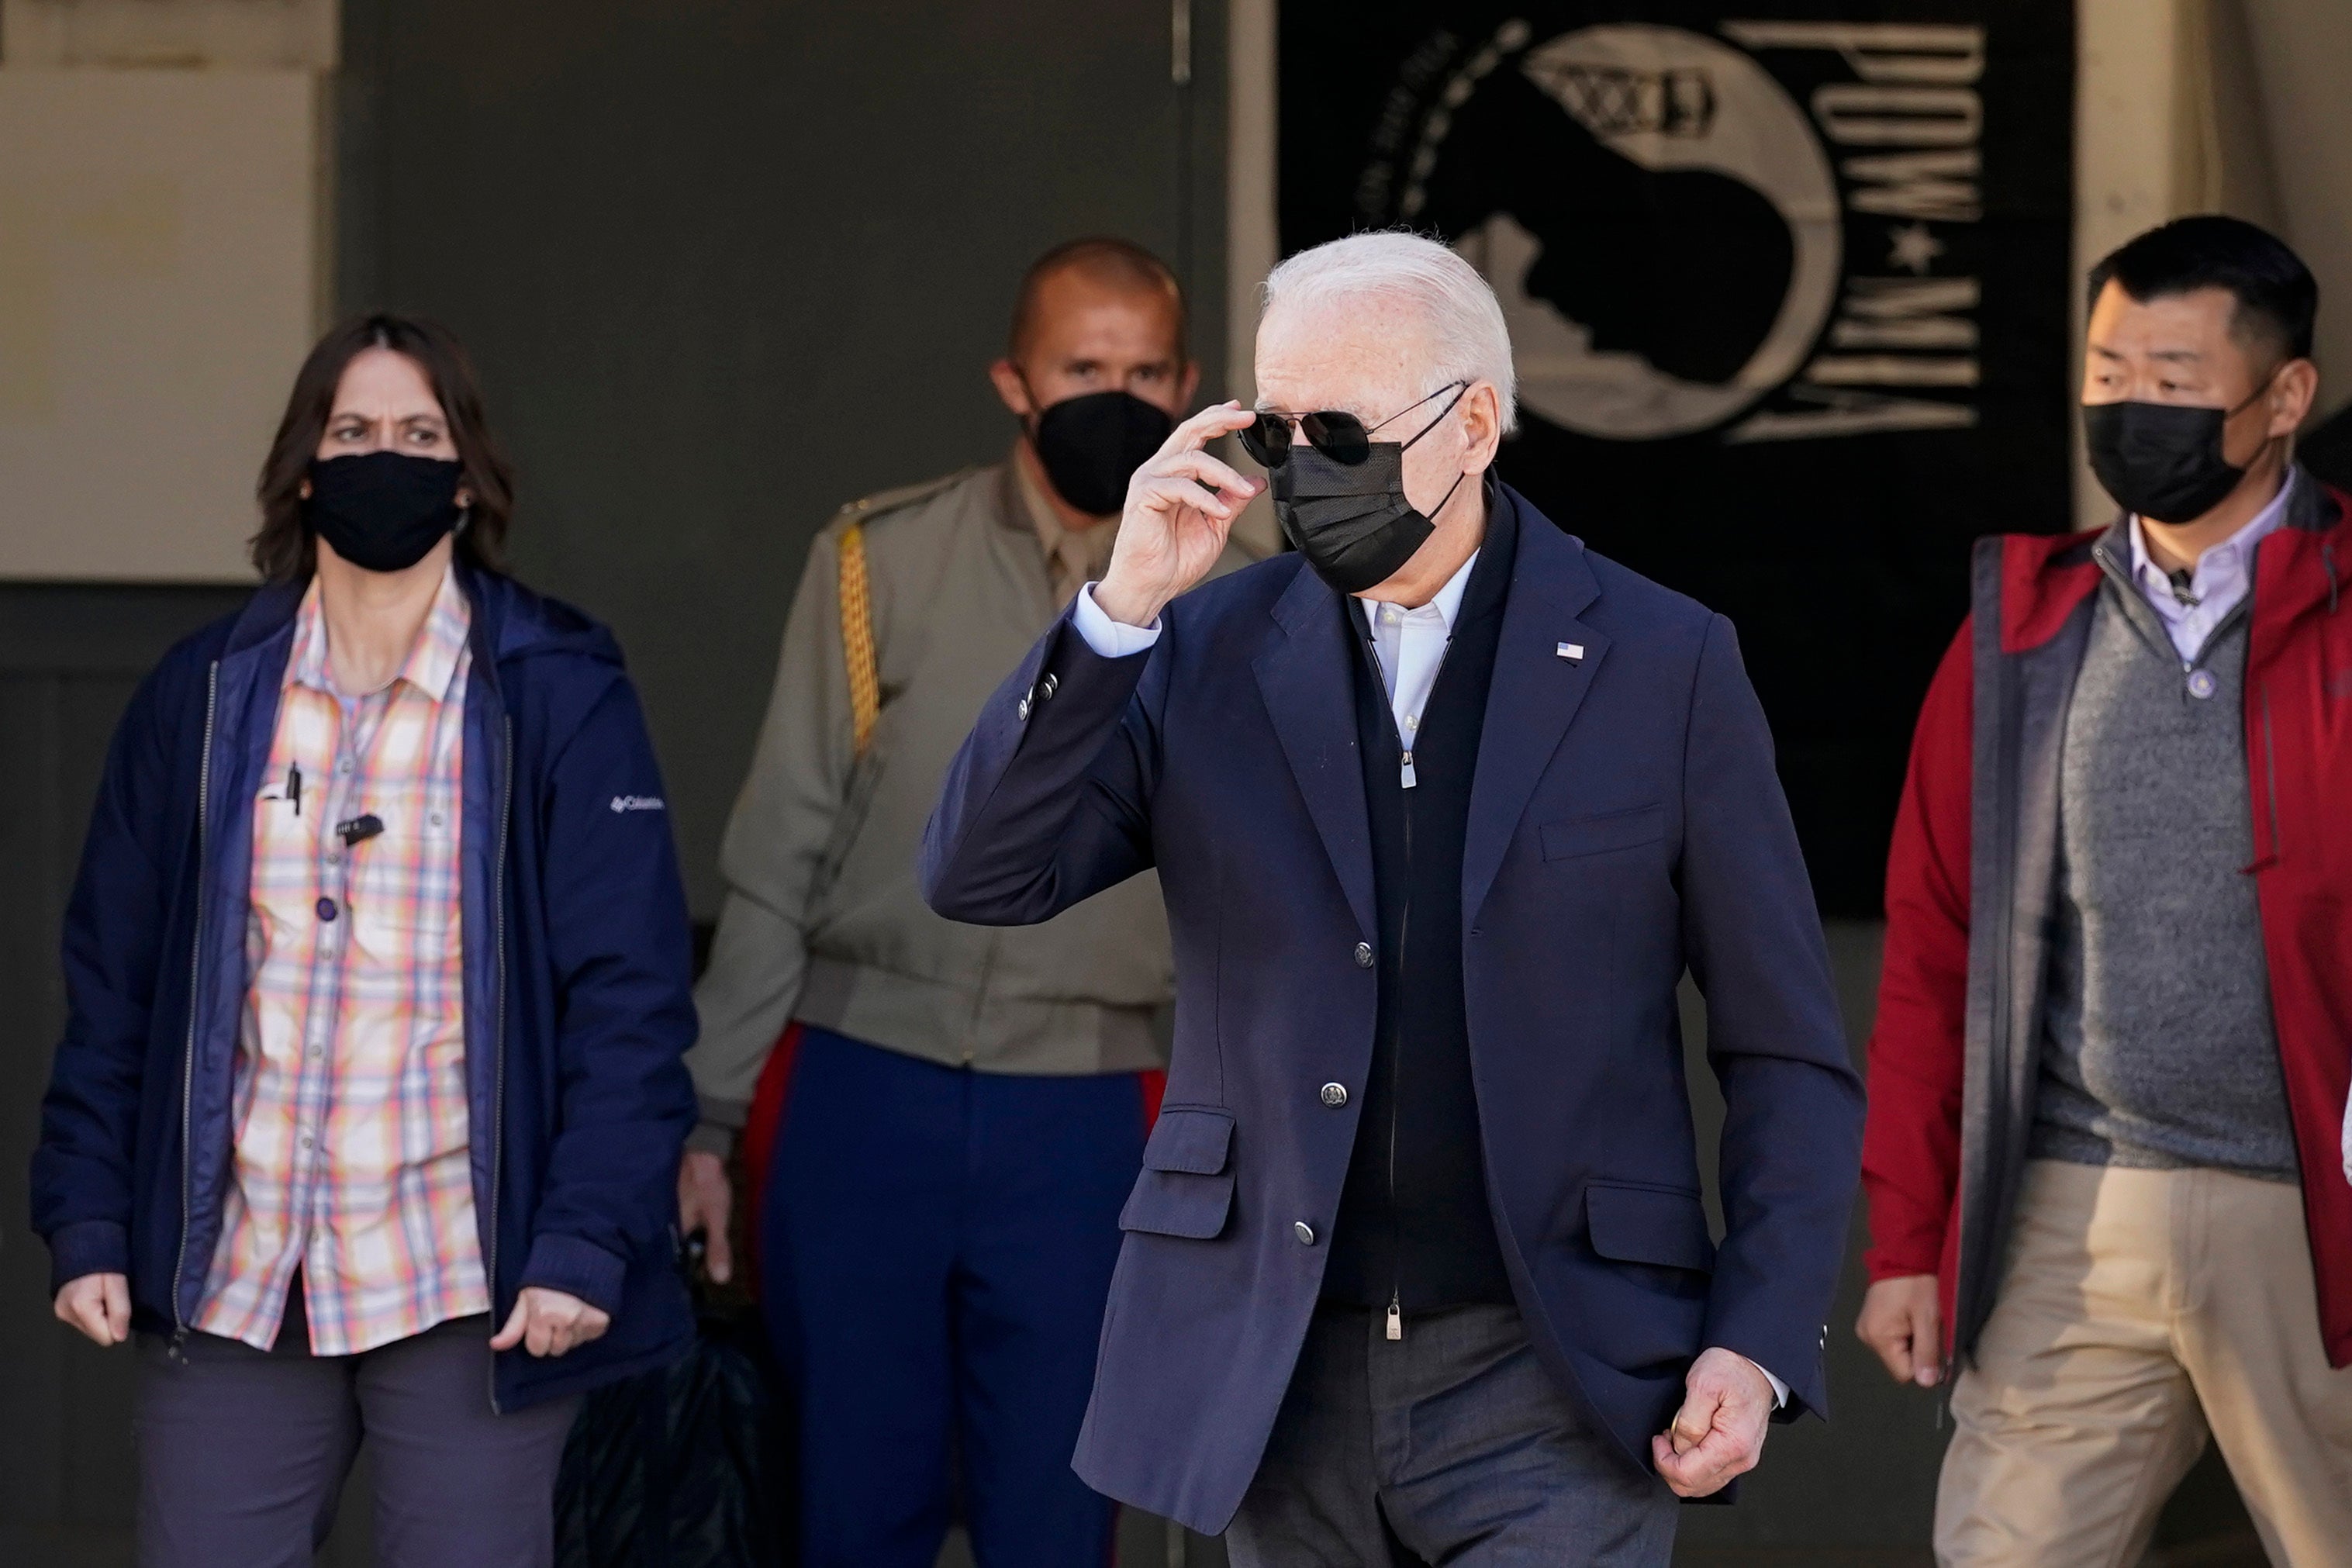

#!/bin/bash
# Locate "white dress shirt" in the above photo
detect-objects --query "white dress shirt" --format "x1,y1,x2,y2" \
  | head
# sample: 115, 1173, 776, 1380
1072, 582, 1164, 658
2126, 471, 2295, 663
1359, 551, 1478, 787
1075, 566, 1791, 1407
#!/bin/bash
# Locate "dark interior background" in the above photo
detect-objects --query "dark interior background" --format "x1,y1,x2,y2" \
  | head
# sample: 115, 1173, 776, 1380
337, 0, 1232, 920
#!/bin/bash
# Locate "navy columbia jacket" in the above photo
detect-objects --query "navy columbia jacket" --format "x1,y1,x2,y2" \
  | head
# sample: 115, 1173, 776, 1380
31, 566, 697, 1411
921, 485, 1865, 1532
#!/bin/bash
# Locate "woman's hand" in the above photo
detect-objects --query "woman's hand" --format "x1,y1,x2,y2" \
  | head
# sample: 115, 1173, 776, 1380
54, 1273, 131, 1346
489, 1287, 611, 1358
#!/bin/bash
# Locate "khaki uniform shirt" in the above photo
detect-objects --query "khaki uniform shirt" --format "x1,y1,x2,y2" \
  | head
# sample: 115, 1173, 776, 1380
686, 447, 1267, 1141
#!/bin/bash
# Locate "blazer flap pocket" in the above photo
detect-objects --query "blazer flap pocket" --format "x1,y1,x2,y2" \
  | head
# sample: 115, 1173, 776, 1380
1586, 1182, 1714, 1273
1119, 1169, 1235, 1240
1141, 1107, 1234, 1176
1541, 805, 1666, 862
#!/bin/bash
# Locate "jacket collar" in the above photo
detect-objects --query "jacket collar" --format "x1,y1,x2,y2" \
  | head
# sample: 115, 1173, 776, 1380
2285, 461, 2344, 533
1463, 485, 1607, 920
1996, 463, 2350, 655
219, 561, 624, 691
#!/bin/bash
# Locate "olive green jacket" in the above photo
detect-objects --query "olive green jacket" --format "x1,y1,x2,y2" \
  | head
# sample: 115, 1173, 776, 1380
686, 456, 1266, 1142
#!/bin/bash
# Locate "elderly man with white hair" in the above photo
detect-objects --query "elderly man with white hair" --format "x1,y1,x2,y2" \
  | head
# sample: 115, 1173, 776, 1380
921, 231, 1863, 1563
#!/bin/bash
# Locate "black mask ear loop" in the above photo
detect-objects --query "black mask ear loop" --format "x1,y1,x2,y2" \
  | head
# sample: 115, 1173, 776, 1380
2224, 364, 2286, 467
1401, 382, 1473, 524
1395, 382, 1471, 450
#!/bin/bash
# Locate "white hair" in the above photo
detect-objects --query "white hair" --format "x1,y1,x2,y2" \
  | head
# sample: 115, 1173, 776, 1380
1260, 230, 1518, 432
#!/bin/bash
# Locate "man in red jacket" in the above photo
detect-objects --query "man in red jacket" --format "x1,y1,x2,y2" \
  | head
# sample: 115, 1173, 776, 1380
1859, 214, 2352, 1565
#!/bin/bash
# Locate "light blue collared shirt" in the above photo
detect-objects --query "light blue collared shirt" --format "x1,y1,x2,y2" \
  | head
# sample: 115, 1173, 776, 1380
2126, 472, 2295, 663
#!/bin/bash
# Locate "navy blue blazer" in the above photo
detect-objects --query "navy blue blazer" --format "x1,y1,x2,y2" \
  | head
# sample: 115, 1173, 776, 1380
921, 485, 1863, 1532
31, 567, 698, 1411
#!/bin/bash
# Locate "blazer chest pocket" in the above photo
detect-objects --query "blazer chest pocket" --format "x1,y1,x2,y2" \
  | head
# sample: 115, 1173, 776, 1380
1119, 1107, 1235, 1241
1585, 1181, 1714, 1273
1541, 804, 1666, 862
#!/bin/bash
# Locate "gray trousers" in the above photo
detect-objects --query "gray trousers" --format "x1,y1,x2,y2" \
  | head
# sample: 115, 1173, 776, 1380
1227, 1304, 1678, 1568
135, 1296, 579, 1568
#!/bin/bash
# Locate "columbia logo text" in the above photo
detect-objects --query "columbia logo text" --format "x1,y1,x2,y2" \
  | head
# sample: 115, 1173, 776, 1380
610, 795, 666, 813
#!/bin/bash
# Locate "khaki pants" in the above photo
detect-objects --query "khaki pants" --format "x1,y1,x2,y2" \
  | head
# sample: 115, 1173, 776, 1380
1936, 1161, 2352, 1567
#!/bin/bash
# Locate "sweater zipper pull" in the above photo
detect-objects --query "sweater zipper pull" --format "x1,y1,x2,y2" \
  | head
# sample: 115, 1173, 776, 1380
1386, 1295, 1404, 1341
1399, 751, 1416, 789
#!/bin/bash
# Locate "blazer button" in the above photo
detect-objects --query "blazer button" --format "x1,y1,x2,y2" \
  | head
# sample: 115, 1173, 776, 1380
1320, 1083, 1348, 1108
1353, 941, 1374, 968
1293, 1221, 1317, 1246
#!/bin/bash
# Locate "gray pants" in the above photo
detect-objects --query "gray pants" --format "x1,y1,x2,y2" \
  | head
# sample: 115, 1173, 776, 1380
135, 1296, 579, 1568
1227, 1304, 1677, 1568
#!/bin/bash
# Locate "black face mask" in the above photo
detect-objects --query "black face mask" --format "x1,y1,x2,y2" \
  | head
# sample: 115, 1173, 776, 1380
1027, 389, 1174, 516
305, 451, 465, 573
1270, 390, 1469, 596
2082, 378, 2274, 525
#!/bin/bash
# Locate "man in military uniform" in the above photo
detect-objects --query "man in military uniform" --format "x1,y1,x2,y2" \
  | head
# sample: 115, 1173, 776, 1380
679, 238, 1262, 1566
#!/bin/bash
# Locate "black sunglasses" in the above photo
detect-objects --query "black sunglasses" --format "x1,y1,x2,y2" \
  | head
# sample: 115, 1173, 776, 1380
1239, 381, 1470, 468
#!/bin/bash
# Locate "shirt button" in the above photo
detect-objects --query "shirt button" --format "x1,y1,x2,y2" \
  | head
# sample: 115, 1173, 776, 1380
325, 851, 342, 867
1320, 1082, 1348, 1108
316, 897, 337, 922
1293, 1221, 1317, 1245
337, 758, 354, 775
1404, 714, 1418, 730
2187, 668, 2218, 699
299, 1134, 313, 1149
1353, 941, 1374, 968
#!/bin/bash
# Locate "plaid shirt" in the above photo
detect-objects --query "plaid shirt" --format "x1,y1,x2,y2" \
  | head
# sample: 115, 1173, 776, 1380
195, 568, 489, 1354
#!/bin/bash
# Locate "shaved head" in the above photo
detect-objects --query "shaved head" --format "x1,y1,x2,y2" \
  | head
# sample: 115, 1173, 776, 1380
1009, 237, 1187, 364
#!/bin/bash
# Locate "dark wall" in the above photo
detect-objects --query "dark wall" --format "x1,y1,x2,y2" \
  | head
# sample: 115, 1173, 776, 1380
0, 586, 252, 1566
338, 0, 1231, 917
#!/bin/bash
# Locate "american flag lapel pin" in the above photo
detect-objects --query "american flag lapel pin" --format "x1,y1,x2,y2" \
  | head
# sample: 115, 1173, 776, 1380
1556, 642, 1584, 663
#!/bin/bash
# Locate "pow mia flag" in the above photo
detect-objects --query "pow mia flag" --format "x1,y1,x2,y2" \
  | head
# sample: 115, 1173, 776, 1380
1281, 2, 2074, 913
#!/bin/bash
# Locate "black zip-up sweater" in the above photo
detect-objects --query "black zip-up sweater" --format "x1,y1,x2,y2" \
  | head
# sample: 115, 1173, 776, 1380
1321, 497, 1518, 1314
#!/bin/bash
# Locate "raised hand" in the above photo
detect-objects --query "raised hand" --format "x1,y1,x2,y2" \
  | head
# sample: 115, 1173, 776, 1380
1093, 402, 1262, 629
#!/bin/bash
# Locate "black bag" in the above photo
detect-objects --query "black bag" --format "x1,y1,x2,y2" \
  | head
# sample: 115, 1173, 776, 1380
554, 1294, 793, 1567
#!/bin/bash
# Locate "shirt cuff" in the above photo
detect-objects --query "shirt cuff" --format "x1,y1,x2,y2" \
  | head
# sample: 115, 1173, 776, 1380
684, 1121, 737, 1158
1072, 582, 1163, 658
1743, 1356, 1791, 1409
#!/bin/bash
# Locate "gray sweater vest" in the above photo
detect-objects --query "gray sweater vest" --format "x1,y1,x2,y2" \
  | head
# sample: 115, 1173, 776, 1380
2031, 584, 2298, 1181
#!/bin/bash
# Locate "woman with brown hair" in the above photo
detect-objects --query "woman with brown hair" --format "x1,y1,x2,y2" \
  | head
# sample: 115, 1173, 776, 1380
32, 315, 699, 1566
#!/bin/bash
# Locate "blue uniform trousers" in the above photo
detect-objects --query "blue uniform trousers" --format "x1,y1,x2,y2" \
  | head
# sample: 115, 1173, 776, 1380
759, 1025, 1148, 1567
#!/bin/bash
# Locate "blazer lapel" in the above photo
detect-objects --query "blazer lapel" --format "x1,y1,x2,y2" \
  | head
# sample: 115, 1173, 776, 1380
1463, 499, 1608, 923
1253, 563, 1379, 942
